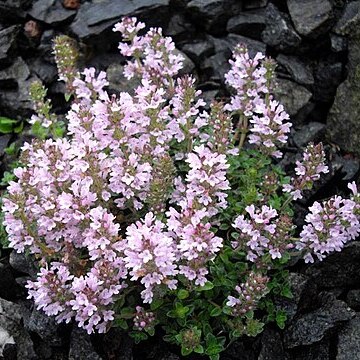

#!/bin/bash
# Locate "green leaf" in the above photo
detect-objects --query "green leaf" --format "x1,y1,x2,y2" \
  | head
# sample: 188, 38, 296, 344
120, 307, 134, 319
181, 347, 192, 356
114, 318, 128, 330
177, 289, 189, 300
129, 331, 148, 344
198, 281, 214, 291
276, 310, 287, 330
194, 345, 204, 354
150, 298, 163, 310
210, 307, 222, 317
0, 117, 18, 133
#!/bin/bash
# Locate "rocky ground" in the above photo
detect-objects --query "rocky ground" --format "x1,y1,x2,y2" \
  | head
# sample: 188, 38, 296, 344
1, 0, 360, 359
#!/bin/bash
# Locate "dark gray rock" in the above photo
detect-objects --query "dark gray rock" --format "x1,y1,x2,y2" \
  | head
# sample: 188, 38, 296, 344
24, 308, 61, 345
276, 54, 314, 86
227, 9, 266, 40
0, 298, 36, 359
327, 21, 360, 155
9, 251, 37, 277
103, 329, 133, 360
347, 290, 360, 311
0, 0, 32, 22
38, 30, 56, 63
293, 122, 326, 148
330, 34, 348, 53
164, 13, 195, 41
27, 58, 58, 84
0, 263, 19, 300
180, 38, 215, 64
274, 79, 312, 117
0, 26, 19, 66
258, 328, 287, 360
288, 338, 331, 360
29, 0, 77, 25
261, 4, 301, 52
305, 242, 360, 289
331, 154, 360, 181
68, 327, 101, 360
336, 315, 360, 360
333, 0, 360, 36
0, 135, 11, 157
175, 49, 196, 76
71, 0, 170, 39
313, 61, 343, 103
243, 0, 268, 9
187, 0, 242, 34
0, 58, 39, 117
287, 0, 334, 38
284, 292, 355, 348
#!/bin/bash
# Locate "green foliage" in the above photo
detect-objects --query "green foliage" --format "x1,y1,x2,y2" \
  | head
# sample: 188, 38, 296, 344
0, 116, 23, 134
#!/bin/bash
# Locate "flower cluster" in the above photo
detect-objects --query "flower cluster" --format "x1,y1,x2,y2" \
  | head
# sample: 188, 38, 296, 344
296, 182, 360, 263
133, 306, 156, 331
232, 205, 294, 262
226, 271, 269, 316
283, 143, 329, 200
3, 16, 360, 350
225, 44, 291, 156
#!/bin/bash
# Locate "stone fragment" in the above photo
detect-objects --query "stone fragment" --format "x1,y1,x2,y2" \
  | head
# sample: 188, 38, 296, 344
305, 242, 360, 289
27, 57, 58, 83
9, 251, 37, 277
180, 38, 214, 64
258, 328, 286, 360
29, 0, 77, 25
187, 0, 242, 34
336, 315, 360, 360
68, 327, 101, 360
330, 34, 348, 53
0, 0, 31, 22
165, 13, 195, 42
313, 61, 343, 103
327, 21, 360, 155
0, 298, 36, 359
71, 0, 170, 39
243, 0, 268, 9
261, 4, 301, 52
274, 79, 312, 117
106, 63, 141, 95
276, 54, 314, 86
293, 122, 326, 148
347, 290, 360, 311
331, 154, 360, 181
333, 0, 360, 36
284, 292, 355, 348
0, 26, 19, 66
0, 58, 40, 117
287, 0, 333, 38
227, 9, 266, 40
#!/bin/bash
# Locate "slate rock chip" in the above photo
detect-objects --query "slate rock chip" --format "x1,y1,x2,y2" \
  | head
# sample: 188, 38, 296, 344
0, 26, 20, 66
287, 0, 334, 38
284, 292, 355, 348
0, 298, 36, 359
69, 327, 101, 360
261, 3, 301, 52
28, 0, 77, 25
346, 290, 360, 311
70, 0, 170, 39
333, 0, 360, 36
187, 0, 242, 34
274, 78, 312, 117
227, 9, 266, 40
336, 314, 360, 360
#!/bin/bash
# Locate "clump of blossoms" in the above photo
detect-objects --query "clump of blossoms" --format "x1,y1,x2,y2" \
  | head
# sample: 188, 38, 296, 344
2, 16, 360, 358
